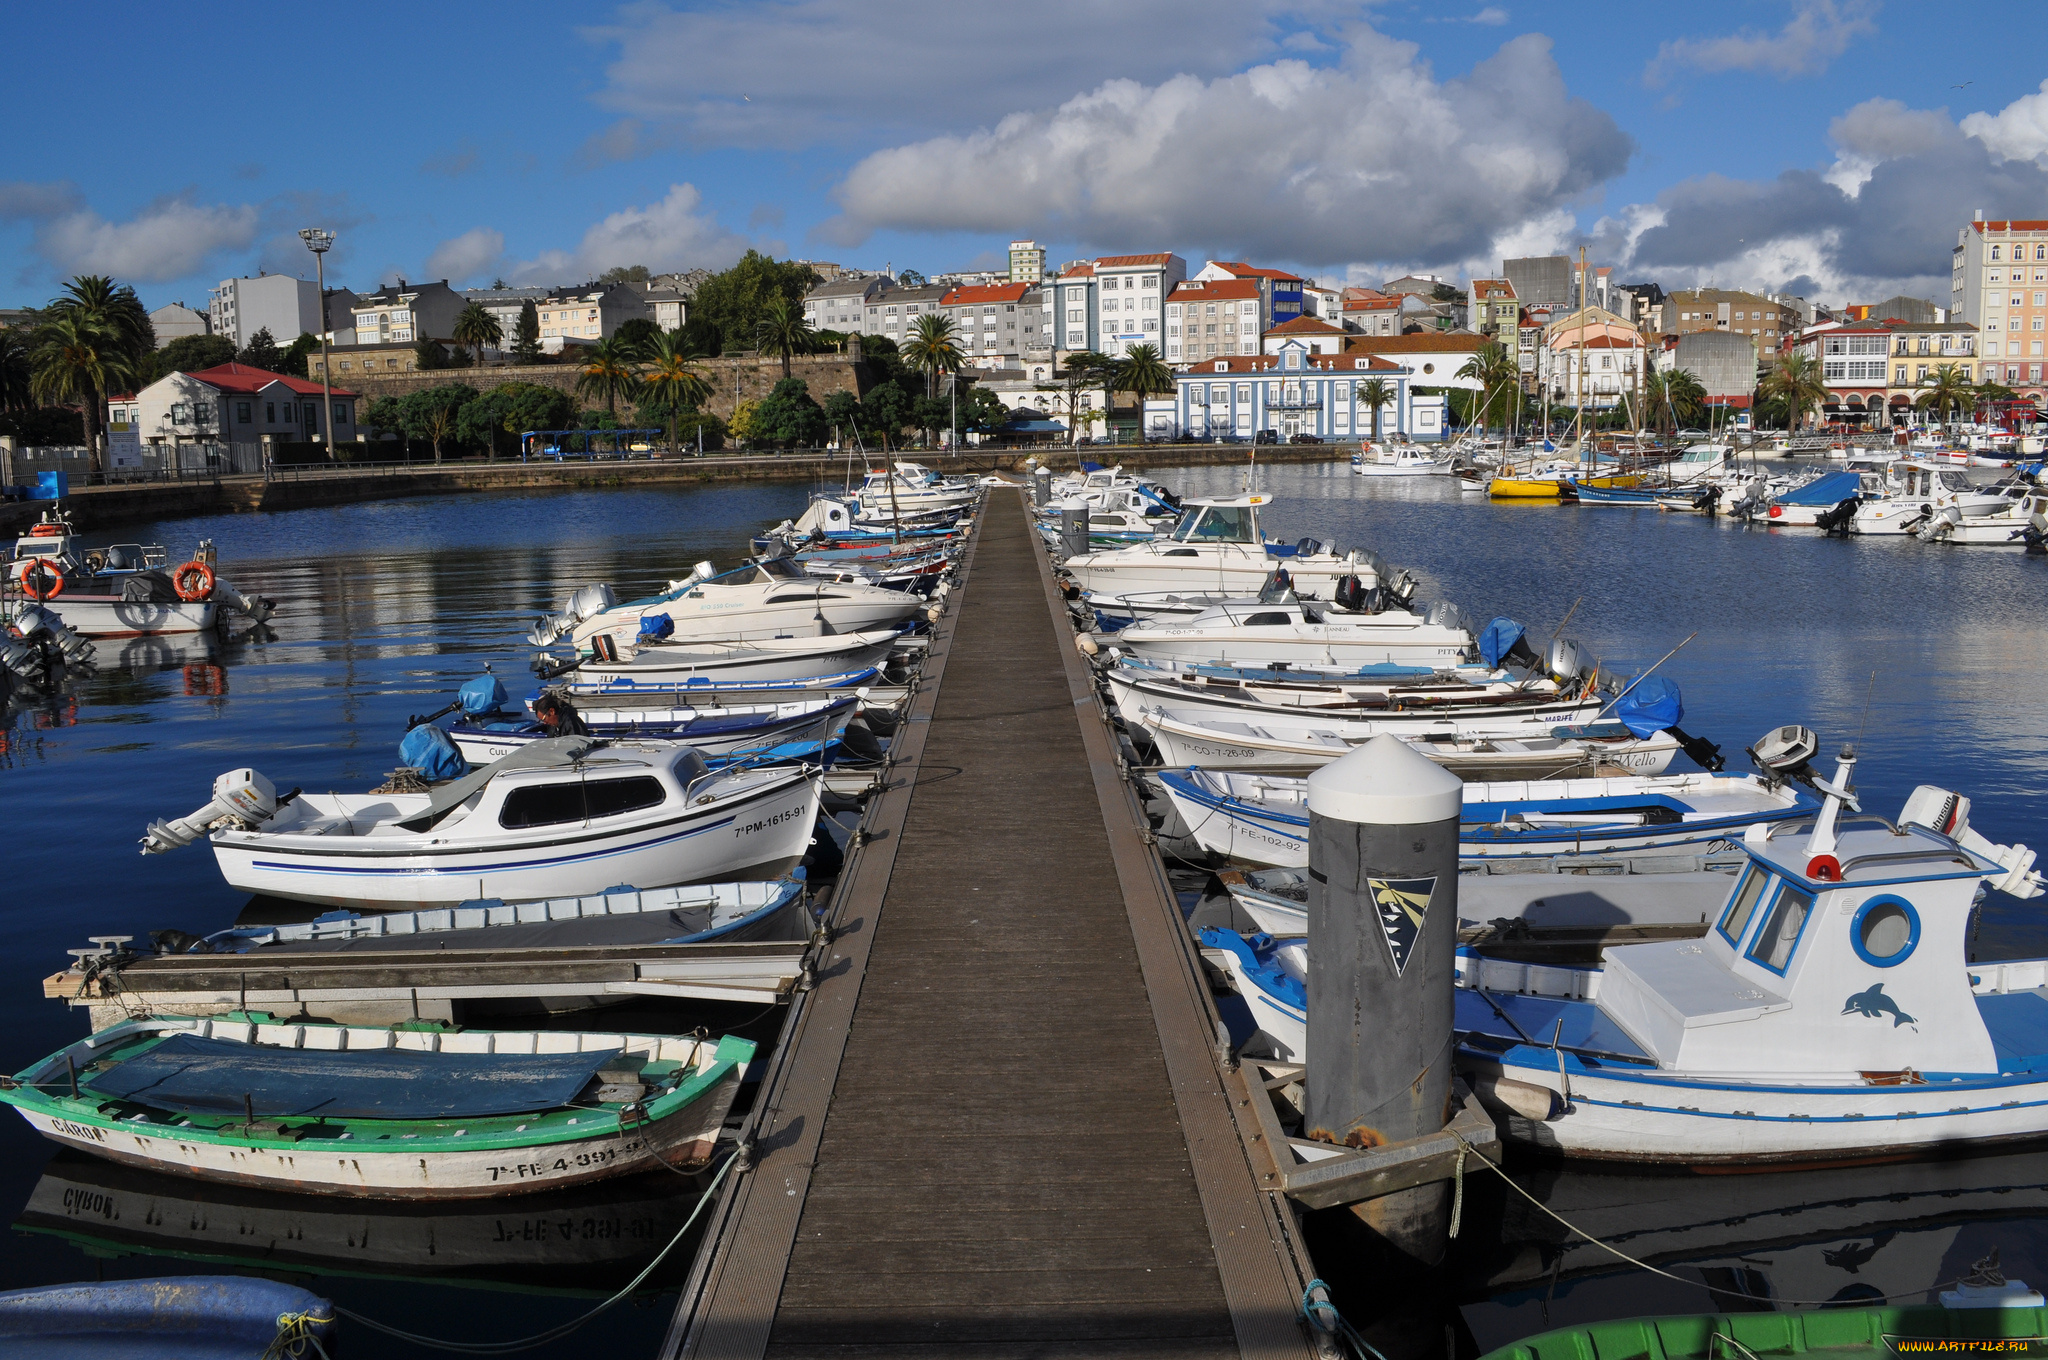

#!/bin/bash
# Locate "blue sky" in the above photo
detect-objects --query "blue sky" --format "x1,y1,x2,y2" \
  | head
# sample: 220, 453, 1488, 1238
6, 1, 2046, 313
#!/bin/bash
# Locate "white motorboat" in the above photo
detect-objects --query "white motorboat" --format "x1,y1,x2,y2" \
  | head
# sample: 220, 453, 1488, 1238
1135, 706, 1681, 777
1152, 761, 1816, 868
1917, 482, 2048, 545
1852, 461, 2009, 535
139, 737, 821, 911
1198, 929, 1306, 1061
1351, 442, 1455, 477
539, 558, 927, 652
446, 694, 858, 764
1037, 507, 1171, 548
1457, 757, 2048, 1167
854, 462, 980, 515
7, 509, 273, 637
1109, 596, 1472, 669
1060, 496, 1391, 597
570, 630, 903, 686
1103, 661, 1603, 729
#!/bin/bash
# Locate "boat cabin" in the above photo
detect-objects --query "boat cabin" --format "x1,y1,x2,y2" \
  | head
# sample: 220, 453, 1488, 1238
356, 742, 708, 839
1166, 495, 1272, 546
1592, 791, 2016, 1078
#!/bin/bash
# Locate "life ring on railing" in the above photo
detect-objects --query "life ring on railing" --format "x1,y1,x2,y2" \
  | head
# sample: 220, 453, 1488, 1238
28, 524, 62, 538
14, 559, 63, 600
172, 561, 215, 601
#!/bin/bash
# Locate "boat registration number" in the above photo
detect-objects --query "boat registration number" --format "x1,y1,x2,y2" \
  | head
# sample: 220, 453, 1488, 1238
488, 1139, 643, 1183
50, 1118, 106, 1143
737, 802, 808, 838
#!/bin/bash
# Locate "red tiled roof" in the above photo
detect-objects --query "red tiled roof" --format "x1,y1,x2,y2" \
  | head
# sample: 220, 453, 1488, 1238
1468, 279, 1515, 300
1182, 354, 1400, 374
1266, 316, 1344, 335
1170, 280, 1260, 301
1974, 221, 2048, 233
1208, 260, 1303, 282
185, 363, 360, 398
1094, 253, 1174, 268
1344, 296, 1403, 311
940, 282, 1031, 307
1342, 287, 1388, 302
1060, 262, 1095, 277
1343, 333, 1488, 355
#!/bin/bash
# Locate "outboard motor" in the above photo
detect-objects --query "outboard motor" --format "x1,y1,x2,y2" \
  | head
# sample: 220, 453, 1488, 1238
1748, 724, 1820, 791
1331, 575, 1372, 613
142, 768, 282, 853
1423, 600, 1464, 634
1384, 569, 1418, 609
1477, 617, 1538, 671
566, 582, 619, 619
1546, 637, 1585, 685
210, 578, 276, 623
1692, 483, 1722, 516
13, 604, 95, 668
1916, 505, 1962, 543
1257, 568, 1294, 604
1901, 786, 2045, 897
1615, 676, 1723, 772
2013, 512, 2048, 554
1815, 496, 1860, 537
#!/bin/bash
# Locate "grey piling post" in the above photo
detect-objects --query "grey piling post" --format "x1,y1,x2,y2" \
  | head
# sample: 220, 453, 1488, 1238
1059, 504, 1088, 559
1032, 464, 1052, 509
1306, 733, 1463, 1265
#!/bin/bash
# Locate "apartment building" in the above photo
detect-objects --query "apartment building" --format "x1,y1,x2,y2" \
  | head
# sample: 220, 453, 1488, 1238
1342, 295, 1406, 336
1090, 253, 1188, 358
938, 282, 1050, 366
1166, 279, 1262, 361
1664, 288, 1799, 357
1191, 261, 1305, 330
804, 276, 893, 335
532, 283, 651, 353
1468, 279, 1519, 370
1053, 262, 1097, 361
350, 279, 467, 350
461, 285, 553, 352
1008, 240, 1046, 283
1260, 316, 1346, 355
863, 284, 952, 349
209, 272, 320, 348
1951, 215, 2048, 330
148, 303, 209, 345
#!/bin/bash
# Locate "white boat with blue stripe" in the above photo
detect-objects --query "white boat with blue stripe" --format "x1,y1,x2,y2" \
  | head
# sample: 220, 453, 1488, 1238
1457, 754, 2048, 1166
1153, 764, 1815, 867
140, 737, 821, 912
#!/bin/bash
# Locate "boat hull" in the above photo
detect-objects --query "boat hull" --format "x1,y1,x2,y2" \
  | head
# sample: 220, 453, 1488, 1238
40, 596, 217, 637
1139, 711, 1679, 777
578, 634, 899, 685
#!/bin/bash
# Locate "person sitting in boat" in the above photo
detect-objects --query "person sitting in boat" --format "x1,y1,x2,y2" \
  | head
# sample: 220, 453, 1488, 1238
533, 692, 588, 736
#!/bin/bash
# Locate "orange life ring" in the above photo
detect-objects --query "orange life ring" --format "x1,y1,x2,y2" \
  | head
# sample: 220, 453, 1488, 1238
27, 524, 62, 537
172, 561, 215, 602
14, 558, 63, 600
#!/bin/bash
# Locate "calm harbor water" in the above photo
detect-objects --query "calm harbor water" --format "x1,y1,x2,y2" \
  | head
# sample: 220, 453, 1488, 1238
0, 463, 2043, 1355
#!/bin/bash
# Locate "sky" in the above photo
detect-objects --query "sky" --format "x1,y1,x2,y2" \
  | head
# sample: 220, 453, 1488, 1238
6, 1, 2048, 315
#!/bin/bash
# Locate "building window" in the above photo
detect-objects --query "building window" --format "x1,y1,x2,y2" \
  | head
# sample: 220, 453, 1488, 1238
265, 402, 275, 422
237, 402, 251, 423
337, 403, 351, 424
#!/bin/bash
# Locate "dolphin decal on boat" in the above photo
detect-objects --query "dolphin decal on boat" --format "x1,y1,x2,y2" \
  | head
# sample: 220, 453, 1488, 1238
1841, 983, 1916, 1027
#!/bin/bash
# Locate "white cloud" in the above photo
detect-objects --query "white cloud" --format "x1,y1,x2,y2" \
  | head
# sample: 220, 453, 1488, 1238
1962, 79, 2048, 163
426, 227, 506, 284
579, 0, 1304, 154
511, 184, 752, 283
1470, 7, 1510, 24
33, 194, 259, 282
1645, 0, 1879, 86
821, 28, 1631, 273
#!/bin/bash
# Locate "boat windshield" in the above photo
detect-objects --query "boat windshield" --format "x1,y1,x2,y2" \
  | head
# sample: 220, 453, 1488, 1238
715, 560, 807, 585
1939, 471, 1972, 491
1170, 504, 1258, 544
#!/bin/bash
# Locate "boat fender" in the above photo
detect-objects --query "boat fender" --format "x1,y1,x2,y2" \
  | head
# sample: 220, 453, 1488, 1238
1470, 1073, 1564, 1123
1076, 633, 1100, 657
171, 560, 214, 601
13, 558, 62, 601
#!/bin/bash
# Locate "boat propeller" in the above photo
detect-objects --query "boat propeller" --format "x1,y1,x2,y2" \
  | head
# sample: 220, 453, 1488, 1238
141, 768, 290, 854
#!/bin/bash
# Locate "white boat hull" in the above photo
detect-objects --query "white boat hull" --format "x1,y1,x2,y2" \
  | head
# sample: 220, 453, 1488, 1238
1112, 623, 1469, 669
43, 596, 218, 637
1140, 709, 1679, 777
578, 632, 899, 685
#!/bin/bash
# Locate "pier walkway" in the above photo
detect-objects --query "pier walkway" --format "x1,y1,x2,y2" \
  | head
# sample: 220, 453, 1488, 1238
669, 490, 1312, 1358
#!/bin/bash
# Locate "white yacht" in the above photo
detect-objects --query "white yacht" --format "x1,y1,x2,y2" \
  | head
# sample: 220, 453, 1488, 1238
1351, 443, 1455, 477
1109, 596, 1471, 669
1061, 496, 1383, 597
547, 559, 926, 653
1852, 460, 2008, 535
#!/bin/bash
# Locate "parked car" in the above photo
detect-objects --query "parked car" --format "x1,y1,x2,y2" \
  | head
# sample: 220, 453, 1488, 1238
1288, 433, 1323, 445
1253, 430, 1280, 445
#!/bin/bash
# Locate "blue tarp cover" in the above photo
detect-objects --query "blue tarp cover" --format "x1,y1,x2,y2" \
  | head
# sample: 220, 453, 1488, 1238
636, 612, 675, 641
399, 725, 467, 782
0, 1276, 335, 1347
1079, 460, 1107, 472
458, 673, 508, 715
83, 1033, 620, 1120
1478, 617, 1525, 669
1776, 470, 1864, 506
1614, 676, 1683, 738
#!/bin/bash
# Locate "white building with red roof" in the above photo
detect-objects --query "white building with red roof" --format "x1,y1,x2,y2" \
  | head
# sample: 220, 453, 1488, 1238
121, 362, 360, 456
1064, 252, 1186, 359
938, 282, 1051, 367
1191, 261, 1307, 331
1261, 315, 1347, 356
1166, 279, 1262, 362
1165, 339, 1441, 442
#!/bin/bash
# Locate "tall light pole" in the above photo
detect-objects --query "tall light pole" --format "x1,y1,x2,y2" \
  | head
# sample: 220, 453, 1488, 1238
299, 228, 337, 459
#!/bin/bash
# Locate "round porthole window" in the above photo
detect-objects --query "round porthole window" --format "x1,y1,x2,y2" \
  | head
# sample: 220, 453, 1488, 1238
1850, 895, 1919, 968
1422, 363, 1435, 374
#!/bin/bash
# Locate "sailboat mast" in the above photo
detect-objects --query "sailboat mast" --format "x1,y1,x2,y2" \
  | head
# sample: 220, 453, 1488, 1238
1574, 245, 1588, 454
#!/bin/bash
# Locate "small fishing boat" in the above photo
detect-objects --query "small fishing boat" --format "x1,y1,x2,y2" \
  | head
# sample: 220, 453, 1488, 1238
1764, 469, 1870, 525
1152, 758, 1816, 868
140, 737, 821, 910
854, 461, 981, 514
0, 1013, 756, 1199
1109, 596, 1472, 669
1478, 1302, 2048, 1360
1103, 661, 1602, 730
1199, 929, 1306, 1060
443, 687, 859, 764
1853, 461, 2009, 535
7, 509, 274, 637
1035, 506, 1170, 547
557, 663, 886, 701
1060, 496, 1386, 596
1457, 752, 2048, 1167
1351, 442, 1455, 476
1136, 707, 1681, 777
1917, 484, 2048, 546
572, 629, 904, 683
531, 558, 927, 652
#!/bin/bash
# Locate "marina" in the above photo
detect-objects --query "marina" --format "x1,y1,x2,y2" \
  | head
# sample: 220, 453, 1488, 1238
5, 458, 2048, 1356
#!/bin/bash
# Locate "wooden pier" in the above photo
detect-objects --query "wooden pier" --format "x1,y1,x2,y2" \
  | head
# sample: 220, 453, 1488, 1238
666, 491, 1316, 1359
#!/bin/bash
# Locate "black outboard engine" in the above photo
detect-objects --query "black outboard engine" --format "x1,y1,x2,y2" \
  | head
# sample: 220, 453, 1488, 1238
1815, 496, 1860, 537
1332, 575, 1373, 612
1668, 727, 1725, 772
1693, 483, 1722, 516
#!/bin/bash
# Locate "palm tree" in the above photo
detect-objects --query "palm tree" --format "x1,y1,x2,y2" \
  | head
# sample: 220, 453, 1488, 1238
901, 314, 963, 399
0, 328, 32, 415
1455, 340, 1517, 433
1115, 344, 1173, 444
1358, 377, 1393, 444
29, 314, 131, 476
1916, 361, 1973, 432
640, 328, 713, 455
1660, 368, 1707, 432
452, 302, 502, 368
754, 295, 816, 380
575, 336, 642, 417
51, 275, 153, 358
1758, 351, 1826, 433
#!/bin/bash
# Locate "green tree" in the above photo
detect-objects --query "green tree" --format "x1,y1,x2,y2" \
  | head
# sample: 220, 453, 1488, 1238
1358, 377, 1393, 443
237, 326, 283, 371
0, 328, 31, 415
575, 336, 642, 415
1115, 343, 1173, 445
822, 389, 861, 443
901, 313, 961, 404
30, 313, 132, 474
277, 332, 320, 378
453, 302, 503, 367
456, 386, 514, 460
412, 337, 449, 371
1037, 359, 1102, 447
598, 264, 651, 284
1758, 351, 1827, 433
613, 316, 661, 358
399, 384, 475, 463
1644, 367, 1707, 433
510, 301, 542, 365
638, 329, 712, 454
689, 251, 820, 355
360, 396, 410, 456
896, 269, 928, 287
752, 377, 826, 447
727, 398, 761, 447
145, 333, 237, 383
861, 380, 914, 449
959, 385, 1010, 438
754, 295, 816, 381
912, 394, 950, 446
679, 315, 723, 361
1454, 340, 1517, 431
51, 276, 154, 359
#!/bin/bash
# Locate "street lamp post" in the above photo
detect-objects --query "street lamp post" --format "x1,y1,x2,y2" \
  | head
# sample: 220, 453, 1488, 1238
299, 229, 336, 461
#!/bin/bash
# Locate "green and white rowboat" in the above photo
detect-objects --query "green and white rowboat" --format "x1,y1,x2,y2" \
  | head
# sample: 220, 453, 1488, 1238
0, 1013, 755, 1201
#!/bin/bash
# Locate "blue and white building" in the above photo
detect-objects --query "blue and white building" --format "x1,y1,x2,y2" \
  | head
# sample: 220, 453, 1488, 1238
1159, 340, 1446, 442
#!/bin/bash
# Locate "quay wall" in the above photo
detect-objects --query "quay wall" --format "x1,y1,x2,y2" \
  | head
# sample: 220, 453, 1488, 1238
1, 445, 1343, 532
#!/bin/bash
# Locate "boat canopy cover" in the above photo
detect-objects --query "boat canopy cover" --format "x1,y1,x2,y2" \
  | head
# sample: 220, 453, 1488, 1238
1615, 677, 1683, 739
399, 725, 467, 782
1776, 471, 1864, 506
1478, 618, 1525, 669
1079, 461, 1107, 473
637, 613, 675, 642
83, 1032, 622, 1120
458, 673, 508, 715
398, 736, 597, 831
